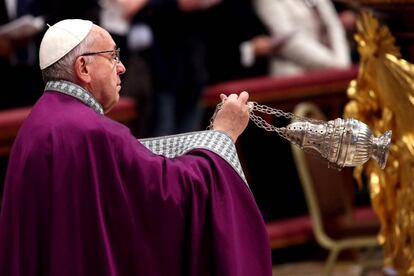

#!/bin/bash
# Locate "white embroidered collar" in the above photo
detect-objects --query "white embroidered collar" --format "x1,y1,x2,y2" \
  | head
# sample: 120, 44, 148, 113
44, 80, 104, 115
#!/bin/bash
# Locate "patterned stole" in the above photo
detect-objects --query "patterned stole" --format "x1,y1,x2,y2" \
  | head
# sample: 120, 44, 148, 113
140, 131, 248, 186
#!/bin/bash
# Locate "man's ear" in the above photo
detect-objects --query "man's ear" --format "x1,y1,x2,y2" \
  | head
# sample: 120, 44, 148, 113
74, 56, 92, 83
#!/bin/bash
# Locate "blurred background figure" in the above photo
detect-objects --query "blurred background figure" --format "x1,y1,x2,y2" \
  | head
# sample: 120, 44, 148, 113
101, 0, 153, 137
205, 0, 272, 84
252, 0, 352, 76
333, 0, 358, 63
123, 21, 153, 137
1, 0, 45, 109
121, 0, 221, 136
0, 0, 100, 109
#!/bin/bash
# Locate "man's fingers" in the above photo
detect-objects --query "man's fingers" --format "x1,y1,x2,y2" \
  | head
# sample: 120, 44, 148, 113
219, 91, 249, 105
238, 91, 249, 104
227, 93, 238, 101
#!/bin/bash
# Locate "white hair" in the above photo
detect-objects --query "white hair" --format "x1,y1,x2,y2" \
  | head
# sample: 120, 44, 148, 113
41, 29, 96, 83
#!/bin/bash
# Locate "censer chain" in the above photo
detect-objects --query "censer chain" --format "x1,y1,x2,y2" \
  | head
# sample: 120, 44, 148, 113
208, 102, 301, 140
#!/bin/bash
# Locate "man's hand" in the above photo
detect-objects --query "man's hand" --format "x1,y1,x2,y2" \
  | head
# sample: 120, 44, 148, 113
251, 35, 273, 57
212, 91, 251, 143
251, 34, 290, 57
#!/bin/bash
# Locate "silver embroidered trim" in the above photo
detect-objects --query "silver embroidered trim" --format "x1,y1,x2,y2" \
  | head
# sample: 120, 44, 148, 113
45, 80, 104, 114
139, 130, 248, 186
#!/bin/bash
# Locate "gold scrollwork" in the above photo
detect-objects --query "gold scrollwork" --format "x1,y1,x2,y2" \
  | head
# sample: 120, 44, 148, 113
345, 11, 414, 274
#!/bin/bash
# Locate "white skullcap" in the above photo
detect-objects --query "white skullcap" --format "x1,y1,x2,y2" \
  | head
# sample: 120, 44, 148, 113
39, 19, 93, 70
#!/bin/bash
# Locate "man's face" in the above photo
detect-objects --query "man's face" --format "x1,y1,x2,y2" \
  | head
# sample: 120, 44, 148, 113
86, 26, 126, 113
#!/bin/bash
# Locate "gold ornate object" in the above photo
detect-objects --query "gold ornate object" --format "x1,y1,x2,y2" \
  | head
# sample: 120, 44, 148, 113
344, 11, 414, 274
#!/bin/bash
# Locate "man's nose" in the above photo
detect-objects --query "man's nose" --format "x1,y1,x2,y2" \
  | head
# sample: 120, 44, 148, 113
117, 61, 126, 75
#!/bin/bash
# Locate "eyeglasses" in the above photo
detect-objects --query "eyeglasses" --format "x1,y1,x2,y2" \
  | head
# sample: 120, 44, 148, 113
81, 48, 121, 63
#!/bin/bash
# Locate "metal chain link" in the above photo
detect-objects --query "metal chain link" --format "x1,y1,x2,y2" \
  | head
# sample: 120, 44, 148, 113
208, 101, 305, 139
250, 102, 296, 120
248, 102, 293, 138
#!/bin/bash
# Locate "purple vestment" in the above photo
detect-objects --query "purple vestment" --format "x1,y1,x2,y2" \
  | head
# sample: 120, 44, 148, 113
0, 89, 272, 275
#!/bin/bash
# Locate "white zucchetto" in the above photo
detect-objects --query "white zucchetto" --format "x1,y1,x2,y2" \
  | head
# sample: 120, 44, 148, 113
39, 19, 93, 70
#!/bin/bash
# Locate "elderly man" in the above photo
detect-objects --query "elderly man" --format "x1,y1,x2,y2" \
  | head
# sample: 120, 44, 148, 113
0, 19, 272, 275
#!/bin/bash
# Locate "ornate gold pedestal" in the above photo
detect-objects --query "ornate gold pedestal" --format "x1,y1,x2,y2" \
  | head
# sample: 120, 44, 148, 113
342, 1, 414, 273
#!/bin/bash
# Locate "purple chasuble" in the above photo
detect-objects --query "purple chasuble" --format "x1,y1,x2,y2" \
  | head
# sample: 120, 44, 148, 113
0, 86, 272, 275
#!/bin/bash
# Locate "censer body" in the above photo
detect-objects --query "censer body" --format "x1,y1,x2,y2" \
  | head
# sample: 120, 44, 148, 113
283, 118, 392, 169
